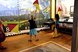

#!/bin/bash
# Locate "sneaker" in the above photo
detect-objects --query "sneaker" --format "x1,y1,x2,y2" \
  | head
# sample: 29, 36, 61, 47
35, 39, 39, 41
28, 40, 32, 42
0, 46, 7, 50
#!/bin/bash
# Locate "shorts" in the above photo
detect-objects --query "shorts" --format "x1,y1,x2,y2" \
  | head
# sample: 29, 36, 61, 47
29, 28, 37, 35
55, 24, 59, 32
56, 24, 59, 29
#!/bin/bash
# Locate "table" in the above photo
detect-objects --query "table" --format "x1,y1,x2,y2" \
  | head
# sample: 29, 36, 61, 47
44, 21, 55, 30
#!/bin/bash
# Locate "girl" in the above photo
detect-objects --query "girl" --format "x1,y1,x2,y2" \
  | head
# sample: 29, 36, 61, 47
52, 14, 61, 37
28, 15, 39, 42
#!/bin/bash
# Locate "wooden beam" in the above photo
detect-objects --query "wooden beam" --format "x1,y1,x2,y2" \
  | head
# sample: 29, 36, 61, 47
50, 0, 56, 19
71, 0, 78, 52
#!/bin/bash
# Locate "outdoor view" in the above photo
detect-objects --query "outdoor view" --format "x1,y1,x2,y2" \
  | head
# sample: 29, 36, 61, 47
0, 0, 74, 35
0, 0, 50, 34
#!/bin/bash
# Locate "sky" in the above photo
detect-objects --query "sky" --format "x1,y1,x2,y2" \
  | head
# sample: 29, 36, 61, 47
0, 0, 50, 16
0, 0, 74, 16
0, 0, 36, 16
0, 0, 35, 10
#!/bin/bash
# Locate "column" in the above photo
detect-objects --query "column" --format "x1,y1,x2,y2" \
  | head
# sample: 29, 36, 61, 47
50, 0, 56, 19
71, 0, 78, 52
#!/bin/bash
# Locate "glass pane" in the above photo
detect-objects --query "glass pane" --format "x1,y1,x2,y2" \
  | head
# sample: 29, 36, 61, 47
56, 0, 74, 18
0, 0, 51, 32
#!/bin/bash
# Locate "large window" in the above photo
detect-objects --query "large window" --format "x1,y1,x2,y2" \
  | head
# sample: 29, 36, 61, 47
56, 0, 74, 18
0, 0, 50, 33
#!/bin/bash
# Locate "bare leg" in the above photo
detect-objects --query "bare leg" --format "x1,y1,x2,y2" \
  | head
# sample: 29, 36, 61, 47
0, 43, 2, 46
35, 35, 39, 41
28, 35, 32, 42
0, 43, 7, 50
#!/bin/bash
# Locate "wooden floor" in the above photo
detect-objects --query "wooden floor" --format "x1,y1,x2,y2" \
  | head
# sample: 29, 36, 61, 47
0, 30, 72, 52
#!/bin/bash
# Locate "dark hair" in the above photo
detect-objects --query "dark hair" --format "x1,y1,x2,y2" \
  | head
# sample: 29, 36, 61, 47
30, 15, 33, 20
31, 15, 36, 20
55, 14, 59, 21
31, 15, 33, 18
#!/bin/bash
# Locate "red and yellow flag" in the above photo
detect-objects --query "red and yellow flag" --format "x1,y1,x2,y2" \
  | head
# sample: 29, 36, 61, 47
33, 0, 40, 12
